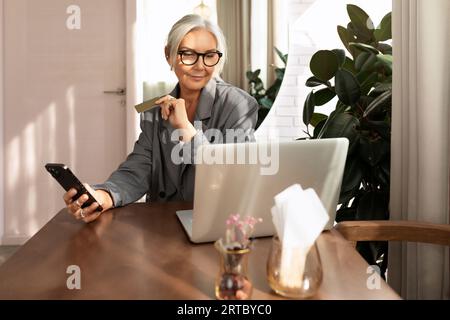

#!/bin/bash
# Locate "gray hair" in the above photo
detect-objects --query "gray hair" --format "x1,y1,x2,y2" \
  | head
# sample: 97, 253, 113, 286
166, 14, 227, 75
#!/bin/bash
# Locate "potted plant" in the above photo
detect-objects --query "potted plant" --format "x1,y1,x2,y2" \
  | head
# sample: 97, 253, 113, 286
301, 5, 392, 274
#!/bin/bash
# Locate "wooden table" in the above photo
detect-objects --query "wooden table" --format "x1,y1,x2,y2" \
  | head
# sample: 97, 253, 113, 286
0, 202, 400, 299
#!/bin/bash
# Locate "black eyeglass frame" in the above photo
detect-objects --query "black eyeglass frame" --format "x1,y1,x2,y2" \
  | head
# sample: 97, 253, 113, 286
177, 50, 223, 67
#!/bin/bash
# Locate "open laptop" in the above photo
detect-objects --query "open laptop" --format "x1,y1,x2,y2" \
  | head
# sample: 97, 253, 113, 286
176, 138, 349, 243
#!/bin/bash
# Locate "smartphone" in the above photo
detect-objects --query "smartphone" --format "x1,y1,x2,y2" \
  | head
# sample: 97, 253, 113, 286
45, 163, 103, 212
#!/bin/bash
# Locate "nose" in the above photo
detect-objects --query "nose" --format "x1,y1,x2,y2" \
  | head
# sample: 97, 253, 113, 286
192, 56, 206, 70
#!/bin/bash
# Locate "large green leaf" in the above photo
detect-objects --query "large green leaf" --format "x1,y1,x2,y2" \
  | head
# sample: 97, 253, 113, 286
306, 76, 331, 88
376, 54, 393, 73
359, 72, 378, 96
355, 52, 377, 72
374, 12, 392, 42
356, 71, 370, 85
275, 68, 285, 80
246, 69, 261, 81
363, 90, 392, 117
337, 25, 356, 56
303, 91, 315, 126
342, 57, 358, 75
372, 82, 392, 94
349, 42, 379, 55
314, 88, 336, 106
310, 113, 328, 127
316, 102, 346, 139
340, 155, 363, 194
377, 43, 392, 55
332, 49, 347, 67
266, 79, 282, 99
335, 69, 361, 106
255, 78, 264, 89
274, 47, 288, 65
347, 22, 371, 44
313, 119, 327, 139
310, 50, 339, 81
347, 4, 375, 40
259, 97, 273, 109
321, 112, 359, 143
355, 52, 370, 71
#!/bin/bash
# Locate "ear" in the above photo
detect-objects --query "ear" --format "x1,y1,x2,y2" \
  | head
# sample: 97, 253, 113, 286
164, 46, 170, 64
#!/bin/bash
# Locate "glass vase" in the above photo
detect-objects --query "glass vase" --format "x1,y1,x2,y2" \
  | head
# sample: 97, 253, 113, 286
214, 240, 253, 300
266, 236, 323, 299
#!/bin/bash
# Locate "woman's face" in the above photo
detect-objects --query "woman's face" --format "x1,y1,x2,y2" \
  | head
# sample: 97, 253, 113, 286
171, 28, 218, 93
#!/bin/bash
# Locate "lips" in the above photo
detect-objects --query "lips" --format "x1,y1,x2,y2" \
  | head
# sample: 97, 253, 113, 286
188, 74, 205, 80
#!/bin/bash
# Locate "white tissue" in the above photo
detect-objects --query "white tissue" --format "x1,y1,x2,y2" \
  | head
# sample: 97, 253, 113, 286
271, 184, 329, 288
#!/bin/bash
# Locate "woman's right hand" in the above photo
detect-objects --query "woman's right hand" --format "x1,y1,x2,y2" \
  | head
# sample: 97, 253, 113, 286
63, 183, 113, 223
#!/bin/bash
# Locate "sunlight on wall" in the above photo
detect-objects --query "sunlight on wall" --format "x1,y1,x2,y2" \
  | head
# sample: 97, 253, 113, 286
45, 103, 57, 161
6, 135, 20, 239
67, 86, 76, 168
6, 134, 20, 193
5, 101, 60, 240
6, 136, 20, 237
40, 103, 58, 225
24, 123, 38, 233
24, 123, 36, 180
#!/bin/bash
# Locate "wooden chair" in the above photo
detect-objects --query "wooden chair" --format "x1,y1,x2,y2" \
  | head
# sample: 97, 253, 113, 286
334, 220, 450, 246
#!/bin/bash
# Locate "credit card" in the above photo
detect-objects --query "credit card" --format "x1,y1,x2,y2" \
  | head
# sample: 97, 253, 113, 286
134, 95, 166, 113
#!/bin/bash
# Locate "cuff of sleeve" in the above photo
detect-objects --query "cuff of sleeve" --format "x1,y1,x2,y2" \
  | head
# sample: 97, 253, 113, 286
92, 182, 122, 208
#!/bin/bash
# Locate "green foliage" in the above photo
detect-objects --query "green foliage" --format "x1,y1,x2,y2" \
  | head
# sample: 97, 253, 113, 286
302, 5, 392, 275
247, 48, 288, 129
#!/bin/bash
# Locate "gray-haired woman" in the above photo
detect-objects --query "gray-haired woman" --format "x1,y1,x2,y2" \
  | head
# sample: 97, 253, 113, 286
63, 14, 259, 223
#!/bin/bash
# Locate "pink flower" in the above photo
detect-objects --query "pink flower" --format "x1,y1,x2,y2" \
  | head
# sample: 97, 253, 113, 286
223, 213, 262, 249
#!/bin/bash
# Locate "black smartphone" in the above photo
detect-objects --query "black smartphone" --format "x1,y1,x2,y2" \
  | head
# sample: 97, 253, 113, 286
45, 163, 103, 212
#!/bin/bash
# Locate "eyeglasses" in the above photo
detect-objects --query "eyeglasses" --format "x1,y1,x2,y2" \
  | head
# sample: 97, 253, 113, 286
177, 50, 223, 67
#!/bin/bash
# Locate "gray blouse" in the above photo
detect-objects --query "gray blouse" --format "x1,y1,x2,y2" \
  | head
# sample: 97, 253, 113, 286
94, 79, 259, 207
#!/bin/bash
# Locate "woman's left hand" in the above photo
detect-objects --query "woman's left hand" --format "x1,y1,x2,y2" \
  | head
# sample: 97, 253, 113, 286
156, 95, 197, 142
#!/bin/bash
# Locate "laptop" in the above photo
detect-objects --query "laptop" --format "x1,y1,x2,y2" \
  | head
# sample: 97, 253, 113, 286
176, 138, 349, 243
